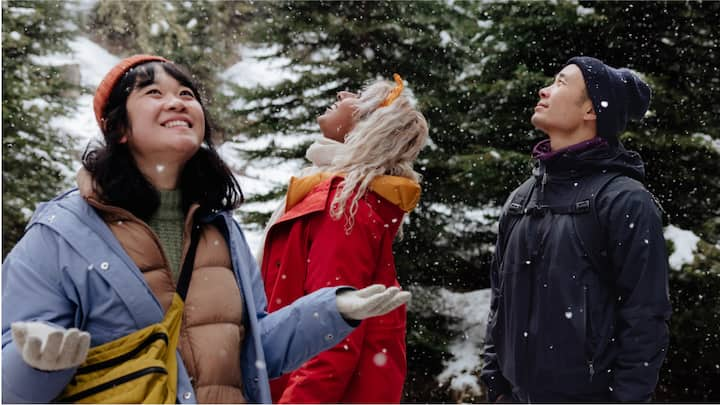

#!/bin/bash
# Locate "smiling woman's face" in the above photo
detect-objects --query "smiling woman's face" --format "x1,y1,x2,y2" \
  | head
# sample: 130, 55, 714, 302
317, 90, 359, 142
124, 66, 205, 164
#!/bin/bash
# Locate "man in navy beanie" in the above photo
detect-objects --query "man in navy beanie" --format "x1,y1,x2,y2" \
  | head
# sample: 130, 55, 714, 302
481, 56, 671, 402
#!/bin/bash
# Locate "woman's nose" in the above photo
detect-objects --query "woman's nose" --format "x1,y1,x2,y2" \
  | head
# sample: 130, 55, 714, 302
165, 96, 185, 111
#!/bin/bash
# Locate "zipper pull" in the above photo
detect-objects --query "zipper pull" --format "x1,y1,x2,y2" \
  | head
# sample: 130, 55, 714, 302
588, 360, 595, 382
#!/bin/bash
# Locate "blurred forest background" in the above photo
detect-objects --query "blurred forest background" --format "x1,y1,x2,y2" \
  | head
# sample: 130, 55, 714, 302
3, 0, 719, 401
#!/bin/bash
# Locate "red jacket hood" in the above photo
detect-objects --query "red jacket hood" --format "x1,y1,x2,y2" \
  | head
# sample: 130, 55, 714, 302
285, 172, 421, 212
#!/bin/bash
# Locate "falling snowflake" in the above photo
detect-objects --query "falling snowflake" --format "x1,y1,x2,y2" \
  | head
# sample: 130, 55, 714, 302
373, 352, 388, 366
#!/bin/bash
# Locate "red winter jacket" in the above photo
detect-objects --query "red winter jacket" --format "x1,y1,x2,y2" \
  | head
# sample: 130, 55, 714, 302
261, 173, 420, 403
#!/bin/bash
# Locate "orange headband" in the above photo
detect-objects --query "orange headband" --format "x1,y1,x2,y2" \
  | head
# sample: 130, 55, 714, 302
379, 73, 404, 108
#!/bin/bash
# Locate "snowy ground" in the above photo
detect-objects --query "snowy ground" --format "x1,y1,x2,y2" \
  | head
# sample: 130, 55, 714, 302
37, 34, 703, 399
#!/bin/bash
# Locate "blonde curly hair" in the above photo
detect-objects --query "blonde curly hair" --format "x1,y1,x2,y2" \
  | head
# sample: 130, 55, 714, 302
327, 78, 429, 234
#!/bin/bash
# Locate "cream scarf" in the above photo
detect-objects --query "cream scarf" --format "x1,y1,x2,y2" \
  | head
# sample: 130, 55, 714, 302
256, 137, 345, 266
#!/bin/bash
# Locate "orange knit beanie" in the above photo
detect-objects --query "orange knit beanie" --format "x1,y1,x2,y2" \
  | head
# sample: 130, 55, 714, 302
93, 54, 168, 129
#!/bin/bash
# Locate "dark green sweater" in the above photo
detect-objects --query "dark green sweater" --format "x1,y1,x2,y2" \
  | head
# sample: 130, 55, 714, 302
148, 189, 184, 281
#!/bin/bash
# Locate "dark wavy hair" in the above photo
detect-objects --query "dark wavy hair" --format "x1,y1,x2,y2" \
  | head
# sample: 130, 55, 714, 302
82, 61, 242, 220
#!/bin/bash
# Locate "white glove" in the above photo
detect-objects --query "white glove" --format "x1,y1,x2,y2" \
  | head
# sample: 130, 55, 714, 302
11, 321, 91, 371
336, 284, 411, 321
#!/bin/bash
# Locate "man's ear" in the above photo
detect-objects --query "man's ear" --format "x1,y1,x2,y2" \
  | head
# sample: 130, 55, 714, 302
583, 101, 597, 122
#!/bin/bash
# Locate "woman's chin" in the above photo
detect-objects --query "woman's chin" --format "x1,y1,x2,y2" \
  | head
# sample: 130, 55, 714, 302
166, 141, 202, 161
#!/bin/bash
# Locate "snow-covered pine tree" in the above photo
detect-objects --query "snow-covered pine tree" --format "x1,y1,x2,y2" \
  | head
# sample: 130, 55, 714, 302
2, 0, 77, 257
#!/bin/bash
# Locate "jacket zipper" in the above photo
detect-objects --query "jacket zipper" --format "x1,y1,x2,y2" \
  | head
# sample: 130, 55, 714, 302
75, 332, 169, 375
537, 163, 548, 208
583, 285, 594, 381
522, 205, 550, 394
523, 247, 537, 392
61, 366, 168, 402
525, 274, 535, 392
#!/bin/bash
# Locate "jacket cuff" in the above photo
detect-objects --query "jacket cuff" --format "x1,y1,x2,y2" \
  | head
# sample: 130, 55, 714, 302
325, 286, 361, 330
334, 286, 361, 327
482, 373, 512, 403
487, 387, 511, 403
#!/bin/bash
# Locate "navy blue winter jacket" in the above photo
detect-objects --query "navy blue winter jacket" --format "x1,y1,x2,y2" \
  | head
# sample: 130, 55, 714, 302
481, 143, 671, 402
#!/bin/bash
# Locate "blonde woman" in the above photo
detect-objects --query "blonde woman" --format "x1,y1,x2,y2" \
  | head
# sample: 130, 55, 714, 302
261, 75, 428, 403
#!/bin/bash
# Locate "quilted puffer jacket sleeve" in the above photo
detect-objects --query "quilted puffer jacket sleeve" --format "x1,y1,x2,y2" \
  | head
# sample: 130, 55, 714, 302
2, 224, 79, 403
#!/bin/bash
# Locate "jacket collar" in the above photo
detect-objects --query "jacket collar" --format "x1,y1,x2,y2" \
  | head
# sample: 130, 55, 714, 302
285, 172, 421, 213
84, 195, 201, 246
30, 190, 168, 327
531, 137, 646, 181
531, 137, 607, 162
274, 173, 420, 228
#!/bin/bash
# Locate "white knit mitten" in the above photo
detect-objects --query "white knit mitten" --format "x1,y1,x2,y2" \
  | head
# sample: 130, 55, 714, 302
11, 321, 91, 371
336, 284, 411, 320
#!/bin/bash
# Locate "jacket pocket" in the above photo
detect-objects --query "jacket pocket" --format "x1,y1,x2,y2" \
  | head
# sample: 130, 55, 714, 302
61, 366, 168, 402
75, 332, 169, 375
582, 284, 597, 381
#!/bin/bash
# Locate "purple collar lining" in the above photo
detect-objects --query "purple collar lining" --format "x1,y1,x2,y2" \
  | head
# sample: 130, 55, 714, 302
532, 137, 607, 161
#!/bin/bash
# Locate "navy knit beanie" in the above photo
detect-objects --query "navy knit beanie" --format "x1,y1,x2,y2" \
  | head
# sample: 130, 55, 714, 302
566, 56, 651, 144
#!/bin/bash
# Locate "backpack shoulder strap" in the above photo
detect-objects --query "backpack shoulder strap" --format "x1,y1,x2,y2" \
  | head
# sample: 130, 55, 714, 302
572, 171, 625, 276
499, 177, 536, 251
176, 214, 202, 301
